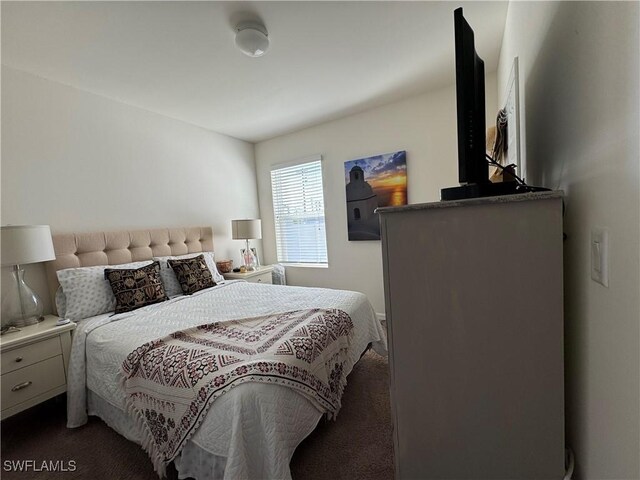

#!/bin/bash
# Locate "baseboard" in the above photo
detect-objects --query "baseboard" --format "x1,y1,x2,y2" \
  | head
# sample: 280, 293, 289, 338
375, 312, 386, 322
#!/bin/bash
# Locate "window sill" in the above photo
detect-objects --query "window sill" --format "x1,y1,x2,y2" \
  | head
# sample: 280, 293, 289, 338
280, 263, 329, 269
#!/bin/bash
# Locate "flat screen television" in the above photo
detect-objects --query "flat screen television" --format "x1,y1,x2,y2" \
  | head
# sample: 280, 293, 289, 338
441, 8, 519, 200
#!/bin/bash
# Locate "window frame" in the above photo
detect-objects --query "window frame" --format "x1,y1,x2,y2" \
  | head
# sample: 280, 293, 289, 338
270, 155, 329, 267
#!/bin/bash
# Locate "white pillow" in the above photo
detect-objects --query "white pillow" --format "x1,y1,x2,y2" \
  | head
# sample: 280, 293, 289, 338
55, 287, 67, 318
56, 260, 153, 321
154, 252, 223, 297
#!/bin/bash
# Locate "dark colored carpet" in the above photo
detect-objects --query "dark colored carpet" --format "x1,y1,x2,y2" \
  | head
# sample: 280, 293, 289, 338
1, 351, 393, 479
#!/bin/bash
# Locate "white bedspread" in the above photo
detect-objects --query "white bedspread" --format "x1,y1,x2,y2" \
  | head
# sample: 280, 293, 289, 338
66, 281, 387, 479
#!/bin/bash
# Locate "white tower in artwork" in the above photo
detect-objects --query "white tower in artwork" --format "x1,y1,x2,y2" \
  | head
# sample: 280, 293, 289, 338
346, 166, 378, 224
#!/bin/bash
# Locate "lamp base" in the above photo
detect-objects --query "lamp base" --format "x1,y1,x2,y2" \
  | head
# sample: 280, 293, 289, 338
2, 266, 45, 328
242, 239, 258, 272
10, 315, 43, 328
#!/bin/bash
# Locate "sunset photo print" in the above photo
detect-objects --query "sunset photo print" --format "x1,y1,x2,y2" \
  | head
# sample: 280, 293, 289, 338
344, 150, 407, 240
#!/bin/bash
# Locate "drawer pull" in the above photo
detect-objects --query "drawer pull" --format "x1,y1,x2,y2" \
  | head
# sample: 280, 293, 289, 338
11, 381, 32, 392
15, 356, 23, 363
257, 279, 262, 283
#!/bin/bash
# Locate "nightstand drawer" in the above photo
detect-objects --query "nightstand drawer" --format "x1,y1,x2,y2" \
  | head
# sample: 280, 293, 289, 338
1, 356, 66, 410
1, 336, 62, 375
250, 272, 272, 284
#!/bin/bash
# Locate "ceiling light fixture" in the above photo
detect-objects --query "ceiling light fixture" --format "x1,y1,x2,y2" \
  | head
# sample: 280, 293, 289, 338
235, 22, 270, 58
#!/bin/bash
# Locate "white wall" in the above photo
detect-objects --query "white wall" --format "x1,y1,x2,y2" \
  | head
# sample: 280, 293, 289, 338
1, 66, 259, 313
498, 2, 639, 478
255, 75, 498, 315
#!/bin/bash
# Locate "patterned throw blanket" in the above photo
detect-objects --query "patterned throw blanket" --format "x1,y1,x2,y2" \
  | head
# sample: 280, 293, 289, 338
120, 308, 354, 476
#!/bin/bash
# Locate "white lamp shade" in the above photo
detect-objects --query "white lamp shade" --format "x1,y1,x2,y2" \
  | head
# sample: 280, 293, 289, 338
231, 219, 262, 240
235, 25, 269, 57
1, 225, 56, 266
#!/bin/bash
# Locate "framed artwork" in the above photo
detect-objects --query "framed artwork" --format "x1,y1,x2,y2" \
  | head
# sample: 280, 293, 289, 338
504, 57, 521, 176
344, 150, 407, 241
240, 247, 260, 267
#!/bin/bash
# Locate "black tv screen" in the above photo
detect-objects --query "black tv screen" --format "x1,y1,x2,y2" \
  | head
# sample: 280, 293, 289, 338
454, 7, 487, 185
442, 8, 523, 200
441, 8, 542, 200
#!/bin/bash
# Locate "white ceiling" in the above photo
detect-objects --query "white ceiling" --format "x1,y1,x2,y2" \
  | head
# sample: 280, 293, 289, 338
1, 1, 508, 143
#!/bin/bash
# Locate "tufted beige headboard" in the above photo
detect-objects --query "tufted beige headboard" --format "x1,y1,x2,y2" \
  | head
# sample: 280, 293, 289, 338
45, 226, 213, 313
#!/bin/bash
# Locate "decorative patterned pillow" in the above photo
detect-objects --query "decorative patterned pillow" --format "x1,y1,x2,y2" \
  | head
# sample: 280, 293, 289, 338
104, 261, 168, 314
167, 254, 216, 295
154, 252, 223, 296
56, 260, 153, 321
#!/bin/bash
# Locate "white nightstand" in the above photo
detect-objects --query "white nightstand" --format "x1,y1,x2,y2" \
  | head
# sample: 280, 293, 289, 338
223, 265, 274, 284
0, 315, 76, 419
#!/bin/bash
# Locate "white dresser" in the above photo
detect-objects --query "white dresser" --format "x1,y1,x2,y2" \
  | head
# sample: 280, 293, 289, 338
378, 192, 565, 479
1, 316, 75, 419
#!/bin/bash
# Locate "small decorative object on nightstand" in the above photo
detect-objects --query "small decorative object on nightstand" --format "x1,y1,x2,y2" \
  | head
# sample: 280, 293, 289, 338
215, 259, 233, 274
223, 265, 273, 284
0, 315, 76, 419
231, 219, 262, 271
1, 225, 56, 328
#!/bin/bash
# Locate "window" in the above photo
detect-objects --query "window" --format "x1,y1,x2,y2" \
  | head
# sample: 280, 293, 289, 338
270, 156, 328, 265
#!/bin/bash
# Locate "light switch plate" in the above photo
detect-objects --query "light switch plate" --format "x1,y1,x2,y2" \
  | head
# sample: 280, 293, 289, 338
591, 227, 609, 287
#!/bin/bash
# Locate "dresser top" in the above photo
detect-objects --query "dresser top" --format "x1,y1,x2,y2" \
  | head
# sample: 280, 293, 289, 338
377, 190, 563, 215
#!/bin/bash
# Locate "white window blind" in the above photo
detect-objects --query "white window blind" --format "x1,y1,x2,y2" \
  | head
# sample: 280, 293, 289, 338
270, 157, 328, 265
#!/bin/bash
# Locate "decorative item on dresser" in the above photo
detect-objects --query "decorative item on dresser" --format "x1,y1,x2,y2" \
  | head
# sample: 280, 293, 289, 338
0, 315, 76, 419
378, 191, 565, 479
223, 265, 274, 284
1, 225, 56, 328
231, 219, 262, 271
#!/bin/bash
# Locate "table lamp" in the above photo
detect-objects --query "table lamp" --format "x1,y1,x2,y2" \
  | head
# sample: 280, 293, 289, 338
231, 219, 261, 271
1, 225, 56, 327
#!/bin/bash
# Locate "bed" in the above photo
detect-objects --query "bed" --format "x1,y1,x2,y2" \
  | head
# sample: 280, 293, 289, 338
46, 226, 387, 479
